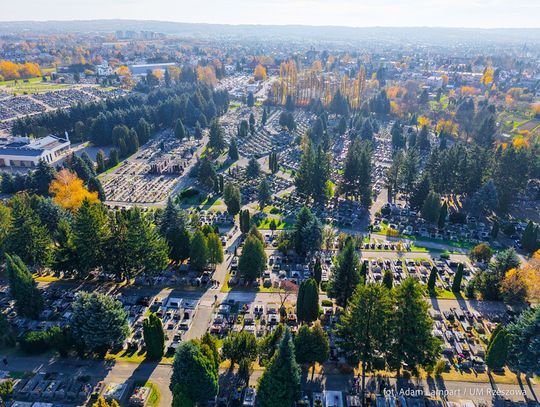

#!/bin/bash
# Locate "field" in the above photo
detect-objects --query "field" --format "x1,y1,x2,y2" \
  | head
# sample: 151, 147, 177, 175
0, 76, 71, 95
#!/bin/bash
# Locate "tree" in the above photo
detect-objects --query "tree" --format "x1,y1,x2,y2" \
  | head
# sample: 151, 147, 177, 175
143, 312, 165, 360
382, 269, 393, 289
238, 235, 267, 283
114, 208, 169, 279
246, 156, 261, 178
262, 108, 268, 126
258, 178, 271, 209
421, 191, 441, 224
71, 291, 129, 356
336, 284, 392, 406
507, 305, 540, 376
206, 232, 224, 266
329, 237, 359, 307
427, 266, 438, 292
296, 278, 319, 323
388, 277, 440, 374
247, 91, 255, 107
500, 268, 528, 304
521, 221, 539, 254
470, 243, 493, 263
6, 193, 52, 268
313, 257, 322, 285
159, 199, 191, 263
293, 206, 323, 256
108, 149, 119, 167
88, 177, 106, 201
294, 322, 329, 372
228, 137, 239, 161
197, 157, 217, 189
223, 182, 241, 216
208, 119, 225, 152
189, 230, 208, 271
92, 397, 120, 407
52, 218, 78, 273
239, 209, 251, 234
73, 199, 111, 276
492, 248, 520, 276
437, 201, 448, 230
174, 119, 186, 140
49, 169, 99, 211
452, 263, 464, 293
257, 328, 300, 407
171, 341, 219, 405
222, 331, 258, 367
33, 159, 56, 195
486, 328, 509, 371
5, 254, 44, 319
409, 174, 431, 211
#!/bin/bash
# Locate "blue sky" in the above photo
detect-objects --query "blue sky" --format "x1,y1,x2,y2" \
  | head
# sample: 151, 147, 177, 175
3, 0, 539, 28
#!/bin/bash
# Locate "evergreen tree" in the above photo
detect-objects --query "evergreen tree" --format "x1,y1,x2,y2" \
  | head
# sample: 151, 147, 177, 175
246, 156, 261, 178
427, 266, 438, 292
88, 177, 106, 201
421, 191, 441, 224
174, 119, 186, 140
159, 199, 191, 263
108, 149, 119, 167
52, 218, 78, 273
223, 182, 241, 216
452, 263, 464, 293
228, 137, 239, 161
238, 235, 266, 283
388, 277, 440, 374
197, 157, 217, 190
329, 237, 360, 307
521, 221, 538, 253
33, 159, 56, 195
257, 328, 300, 407
382, 269, 393, 289
208, 119, 225, 152
71, 291, 129, 355
136, 118, 152, 145
491, 221, 500, 239
258, 178, 271, 209
73, 199, 111, 276
143, 312, 165, 360
95, 150, 106, 173
438, 201, 448, 230
239, 209, 251, 234
247, 91, 255, 107
486, 328, 509, 370
313, 257, 322, 285
296, 278, 319, 323
506, 305, 540, 376
409, 174, 431, 210
336, 284, 392, 404
170, 341, 219, 405
5, 254, 44, 319
262, 108, 268, 125
189, 230, 208, 271
6, 194, 52, 268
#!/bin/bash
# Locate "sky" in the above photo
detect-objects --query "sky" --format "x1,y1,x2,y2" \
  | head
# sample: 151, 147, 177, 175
2, 0, 540, 28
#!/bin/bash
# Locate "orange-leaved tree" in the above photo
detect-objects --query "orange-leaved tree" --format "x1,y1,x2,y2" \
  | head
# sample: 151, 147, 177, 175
49, 169, 98, 211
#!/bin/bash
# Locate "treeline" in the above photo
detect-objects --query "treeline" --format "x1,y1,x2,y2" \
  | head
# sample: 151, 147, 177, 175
12, 83, 230, 145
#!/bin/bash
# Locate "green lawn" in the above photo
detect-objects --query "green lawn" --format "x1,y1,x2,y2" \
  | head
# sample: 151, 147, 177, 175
0, 77, 72, 95
133, 381, 161, 407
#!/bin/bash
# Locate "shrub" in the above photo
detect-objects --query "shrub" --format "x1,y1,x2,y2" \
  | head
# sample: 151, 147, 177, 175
321, 299, 333, 307
20, 330, 52, 354
320, 281, 329, 292
433, 359, 447, 376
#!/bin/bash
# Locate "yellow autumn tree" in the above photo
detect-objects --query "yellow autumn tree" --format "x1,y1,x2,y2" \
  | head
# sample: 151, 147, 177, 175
532, 103, 540, 118
481, 66, 494, 87
49, 169, 98, 211
254, 64, 267, 81
116, 65, 130, 76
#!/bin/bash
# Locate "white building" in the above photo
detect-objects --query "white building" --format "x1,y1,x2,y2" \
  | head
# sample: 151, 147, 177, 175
0, 135, 71, 168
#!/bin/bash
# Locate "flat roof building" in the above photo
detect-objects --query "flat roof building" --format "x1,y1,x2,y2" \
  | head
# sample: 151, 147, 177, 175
0, 135, 70, 168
